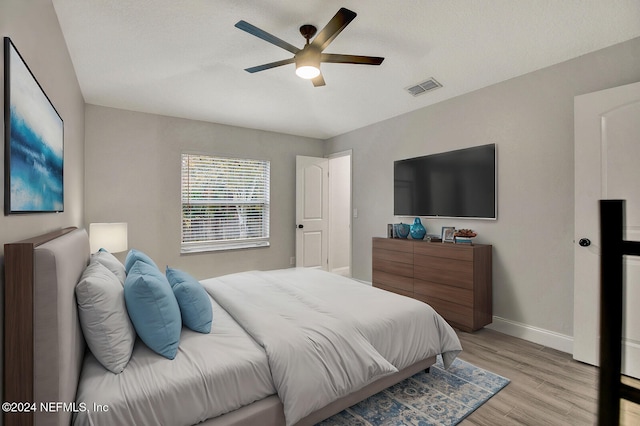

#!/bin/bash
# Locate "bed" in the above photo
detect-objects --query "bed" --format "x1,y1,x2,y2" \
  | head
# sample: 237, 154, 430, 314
3, 227, 461, 426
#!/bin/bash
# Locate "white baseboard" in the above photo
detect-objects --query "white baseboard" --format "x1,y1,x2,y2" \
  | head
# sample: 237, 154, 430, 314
331, 266, 351, 277
485, 316, 573, 354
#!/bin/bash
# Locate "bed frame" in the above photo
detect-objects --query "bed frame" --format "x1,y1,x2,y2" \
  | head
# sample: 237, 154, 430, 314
3, 227, 435, 426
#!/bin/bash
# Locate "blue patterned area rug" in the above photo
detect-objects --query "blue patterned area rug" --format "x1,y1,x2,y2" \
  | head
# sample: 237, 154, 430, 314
319, 357, 510, 426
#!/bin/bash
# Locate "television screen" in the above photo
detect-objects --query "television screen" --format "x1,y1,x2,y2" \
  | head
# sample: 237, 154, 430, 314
394, 144, 496, 219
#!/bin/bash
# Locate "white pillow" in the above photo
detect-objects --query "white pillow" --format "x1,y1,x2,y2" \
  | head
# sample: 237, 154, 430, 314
91, 249, 126, 286
76, 261, 136, 373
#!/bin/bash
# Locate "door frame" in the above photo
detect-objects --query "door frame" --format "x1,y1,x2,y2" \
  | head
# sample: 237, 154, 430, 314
327, 150, 352, 276
294, 151, 352, 274
573, 81, 640, 378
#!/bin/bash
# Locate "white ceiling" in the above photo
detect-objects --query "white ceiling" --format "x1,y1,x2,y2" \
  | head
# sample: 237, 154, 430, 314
52, 0, 640, 140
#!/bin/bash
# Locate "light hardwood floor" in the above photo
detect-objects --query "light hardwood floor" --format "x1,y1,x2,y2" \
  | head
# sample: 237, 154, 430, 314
456, 328, 640, 425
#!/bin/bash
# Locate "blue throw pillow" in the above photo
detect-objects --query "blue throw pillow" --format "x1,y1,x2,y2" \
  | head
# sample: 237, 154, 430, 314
124, 260, 181, 359
124, 249, 158, 274
166, 267, 213, 334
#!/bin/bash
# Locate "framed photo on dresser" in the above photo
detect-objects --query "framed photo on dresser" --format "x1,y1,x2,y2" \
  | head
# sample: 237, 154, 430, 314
441, 226, 455, 243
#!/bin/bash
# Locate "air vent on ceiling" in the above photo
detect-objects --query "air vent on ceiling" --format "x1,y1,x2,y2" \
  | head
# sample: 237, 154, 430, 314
405, 78, 442, 97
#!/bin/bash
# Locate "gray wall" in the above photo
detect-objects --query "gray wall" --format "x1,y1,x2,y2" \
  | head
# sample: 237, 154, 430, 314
84, 105, 325, 279
325, 37, 640, 338
0, 1, 85, 243
0, 0, 85, 409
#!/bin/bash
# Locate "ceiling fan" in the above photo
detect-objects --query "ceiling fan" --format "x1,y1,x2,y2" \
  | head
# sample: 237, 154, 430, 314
235, 7, 384, 87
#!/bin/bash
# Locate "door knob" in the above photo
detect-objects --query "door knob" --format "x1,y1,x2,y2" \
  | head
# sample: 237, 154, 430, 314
579, 238, 591, 247
297, 224, 304, 229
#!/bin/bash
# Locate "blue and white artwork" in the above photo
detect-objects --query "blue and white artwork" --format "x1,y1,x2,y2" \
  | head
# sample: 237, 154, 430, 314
5, 38, 63, 214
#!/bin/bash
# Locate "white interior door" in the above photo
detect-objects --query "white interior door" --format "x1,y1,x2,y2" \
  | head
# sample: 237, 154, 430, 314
574, 81, 640, 378
296, 156, 328, 269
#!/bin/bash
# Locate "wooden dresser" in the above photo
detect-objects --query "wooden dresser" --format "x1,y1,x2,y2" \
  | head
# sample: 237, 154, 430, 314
372, 237, 492, 332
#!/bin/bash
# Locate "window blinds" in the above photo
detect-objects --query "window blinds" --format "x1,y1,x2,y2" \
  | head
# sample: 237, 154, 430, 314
181, 153, 270, 252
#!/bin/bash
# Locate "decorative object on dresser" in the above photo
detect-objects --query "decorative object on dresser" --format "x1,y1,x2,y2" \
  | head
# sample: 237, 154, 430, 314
393, 223, 410, 239
454, 228, 477, 244
372, 237, 492, 332
441, 226, 455, 243
409, 217, 426, 240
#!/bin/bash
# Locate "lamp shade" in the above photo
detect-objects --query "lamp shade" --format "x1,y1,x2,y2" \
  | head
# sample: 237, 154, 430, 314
90, 223, 128, 253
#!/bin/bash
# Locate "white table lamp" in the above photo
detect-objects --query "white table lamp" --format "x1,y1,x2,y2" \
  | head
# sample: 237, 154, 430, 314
89, 223, 128, 253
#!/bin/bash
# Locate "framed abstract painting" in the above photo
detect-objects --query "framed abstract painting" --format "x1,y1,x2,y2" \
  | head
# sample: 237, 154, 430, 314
4, 37, 63, 214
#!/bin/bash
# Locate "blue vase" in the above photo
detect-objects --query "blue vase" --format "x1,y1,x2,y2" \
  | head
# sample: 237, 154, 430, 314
410, 218, 426, 240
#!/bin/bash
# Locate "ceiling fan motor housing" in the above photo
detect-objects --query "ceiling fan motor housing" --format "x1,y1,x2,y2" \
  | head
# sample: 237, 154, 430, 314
295, 45, 321, 69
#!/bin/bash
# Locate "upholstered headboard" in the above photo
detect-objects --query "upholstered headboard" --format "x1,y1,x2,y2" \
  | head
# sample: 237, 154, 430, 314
4, 228, 90, 426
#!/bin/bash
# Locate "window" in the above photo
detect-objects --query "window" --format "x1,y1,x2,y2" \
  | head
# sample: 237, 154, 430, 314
181, 153, 270, 253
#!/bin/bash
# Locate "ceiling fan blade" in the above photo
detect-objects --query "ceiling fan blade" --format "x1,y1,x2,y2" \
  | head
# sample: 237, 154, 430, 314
310, 8, 357, 52
312, 73, 326, 87
235, 20, 300, 54
321, 54, 384, 65
244, 58, 295, 73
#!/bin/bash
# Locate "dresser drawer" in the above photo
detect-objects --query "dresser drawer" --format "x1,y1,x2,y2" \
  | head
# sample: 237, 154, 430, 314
373, 256, 413, 278
373, 238, 413, 253
373, 270, 413, 292
414, 255, 473, 289
414, 294, 474, 331
414, 279, 473, 308
414, 242, 474, 261
373, 247, 413, 265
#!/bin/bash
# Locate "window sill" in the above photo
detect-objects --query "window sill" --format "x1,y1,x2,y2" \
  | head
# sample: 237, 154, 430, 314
181, 240, 270, 254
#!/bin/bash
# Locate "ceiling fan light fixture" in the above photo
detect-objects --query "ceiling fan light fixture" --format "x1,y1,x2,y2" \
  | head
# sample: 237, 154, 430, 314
295, 47, 321, 79
295, 64, 320, 79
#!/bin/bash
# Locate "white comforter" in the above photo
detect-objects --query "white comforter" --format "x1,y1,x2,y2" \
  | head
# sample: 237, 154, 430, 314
73, 295, 275, 426
201, 268, 461, 426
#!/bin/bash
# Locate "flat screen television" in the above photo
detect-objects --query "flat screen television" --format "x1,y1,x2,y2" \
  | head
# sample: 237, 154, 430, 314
394, 144, 496, 219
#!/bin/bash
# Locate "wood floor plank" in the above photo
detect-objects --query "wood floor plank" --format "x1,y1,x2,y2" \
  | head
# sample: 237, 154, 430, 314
620, 400, 640, 426
455, 328, 637, 425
